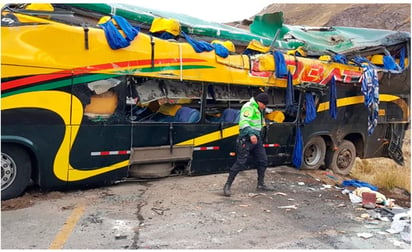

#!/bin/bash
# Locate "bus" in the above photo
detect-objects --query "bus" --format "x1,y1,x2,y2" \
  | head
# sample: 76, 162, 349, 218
1, 3, 410, 200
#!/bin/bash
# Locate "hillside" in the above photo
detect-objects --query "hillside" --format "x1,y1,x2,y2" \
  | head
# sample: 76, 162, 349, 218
229, 4, 410, 32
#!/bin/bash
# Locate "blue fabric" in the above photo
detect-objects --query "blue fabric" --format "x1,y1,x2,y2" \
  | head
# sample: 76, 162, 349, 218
285, 71, 295, 115
292, 126, 303, 169
304, 93, 316, 124
175, 107, 200, 123
222, 108, 240, 123
383, 55, 397, 70
112, 15, 139, 42
329, 76, 337, 119
100, 21, 130, 49
353, 56, 369, 65
182, 32, 214, 53
99, 15, 139, 50
153, 31, 176, 40
333, 54, 348, 64
342, 179, 378, 191
400, 47, 405, 69
360, 60, 379, 135
243, 48, 260, 55
214, 43, 230, 58
273, 51, 288, 78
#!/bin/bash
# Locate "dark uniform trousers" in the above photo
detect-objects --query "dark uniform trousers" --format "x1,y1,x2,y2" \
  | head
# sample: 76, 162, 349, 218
226, 135, 268, 186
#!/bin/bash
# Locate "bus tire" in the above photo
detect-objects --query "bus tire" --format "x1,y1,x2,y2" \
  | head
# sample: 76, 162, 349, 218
301, 136, 326, 170
326, 140, 356, 175
1, 144, 32, 201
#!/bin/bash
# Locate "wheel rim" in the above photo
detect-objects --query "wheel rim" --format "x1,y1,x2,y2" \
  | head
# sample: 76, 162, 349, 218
304, 144, 322, 166
1, 152, 17, 190
336, 148, 353, 170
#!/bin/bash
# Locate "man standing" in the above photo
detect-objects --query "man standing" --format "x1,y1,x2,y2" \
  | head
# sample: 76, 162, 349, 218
223, 92, 274, 197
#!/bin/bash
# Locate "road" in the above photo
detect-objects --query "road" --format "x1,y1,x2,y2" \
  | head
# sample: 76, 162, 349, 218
1, 166, 410, 249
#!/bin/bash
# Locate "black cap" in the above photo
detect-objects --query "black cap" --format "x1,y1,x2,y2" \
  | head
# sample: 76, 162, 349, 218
255, 93, 269, 105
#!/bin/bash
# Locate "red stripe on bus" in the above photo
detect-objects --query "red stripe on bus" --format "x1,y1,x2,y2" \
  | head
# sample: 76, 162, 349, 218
263, 144, 280, 147
194, 146, 220, 151
2, 58, 206, 91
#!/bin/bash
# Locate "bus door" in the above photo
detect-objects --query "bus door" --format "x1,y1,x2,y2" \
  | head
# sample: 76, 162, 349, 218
127, 78, 204, 177
263, 87, 300, 167
69, 74, 131, 184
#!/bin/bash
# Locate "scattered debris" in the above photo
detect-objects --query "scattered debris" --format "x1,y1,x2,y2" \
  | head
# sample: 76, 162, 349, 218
357, 232, 374, 239
115, 235, 128, 240
151, 207, 170, 215
272, 192, 287, 196
323, 173, 338, 181
277, 205, 298, 210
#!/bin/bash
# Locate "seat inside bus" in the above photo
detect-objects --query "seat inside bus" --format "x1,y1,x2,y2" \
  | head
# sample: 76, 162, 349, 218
222, 108, 240, 123
152, 106, 200, 123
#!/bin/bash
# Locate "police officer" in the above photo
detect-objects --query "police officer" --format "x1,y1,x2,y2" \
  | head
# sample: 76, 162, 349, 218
223, 92, 274, 197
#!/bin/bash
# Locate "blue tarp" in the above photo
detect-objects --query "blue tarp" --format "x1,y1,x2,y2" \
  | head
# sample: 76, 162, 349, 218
329, 76, 337, 119
304, 92, 316, 124
274, 51, 288, 78
342, 179, 378, 191
292, 126, 303, 169
99, 15, 139, 49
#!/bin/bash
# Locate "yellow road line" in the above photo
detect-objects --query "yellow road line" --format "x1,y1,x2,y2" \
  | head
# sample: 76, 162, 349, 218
49, 202, 86, 249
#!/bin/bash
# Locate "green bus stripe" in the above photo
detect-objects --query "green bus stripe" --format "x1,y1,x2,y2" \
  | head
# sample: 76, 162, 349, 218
2, 65, 214, 98
1, 74, 120, 98
124, 65, 215, 73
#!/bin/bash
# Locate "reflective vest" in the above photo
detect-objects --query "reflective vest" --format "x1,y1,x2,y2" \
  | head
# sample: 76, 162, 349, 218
239, 97, 264, 137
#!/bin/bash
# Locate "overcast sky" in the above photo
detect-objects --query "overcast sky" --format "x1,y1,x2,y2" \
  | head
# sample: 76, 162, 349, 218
123, 0, 405, 23
22, 0, 409, 23
134, 0, 276, 22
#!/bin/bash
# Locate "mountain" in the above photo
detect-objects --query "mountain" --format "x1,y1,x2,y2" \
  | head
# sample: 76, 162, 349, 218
228, 4, 410, 32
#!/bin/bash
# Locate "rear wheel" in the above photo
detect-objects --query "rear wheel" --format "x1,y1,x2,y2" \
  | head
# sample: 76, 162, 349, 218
1, 144, 32, 200
301, 136, 326, 170
326, 140, 356, 175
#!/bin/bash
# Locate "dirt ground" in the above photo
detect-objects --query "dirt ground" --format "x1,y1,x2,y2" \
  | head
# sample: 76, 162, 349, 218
1, 166, 410, 249
1, 165, 410, 212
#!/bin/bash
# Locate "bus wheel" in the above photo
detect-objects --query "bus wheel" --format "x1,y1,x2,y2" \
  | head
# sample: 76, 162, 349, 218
326, 140, 356, 175
1, 144, 32, 200
301, 136, 326, 170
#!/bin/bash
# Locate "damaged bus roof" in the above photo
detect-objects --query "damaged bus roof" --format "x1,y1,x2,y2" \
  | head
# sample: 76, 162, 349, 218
66, 3, 410, 54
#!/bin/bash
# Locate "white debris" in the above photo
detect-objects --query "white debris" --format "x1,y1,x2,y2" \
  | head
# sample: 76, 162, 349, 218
357, 232, 374, 239
273, 192, 287, 196
277, 205, 297, 209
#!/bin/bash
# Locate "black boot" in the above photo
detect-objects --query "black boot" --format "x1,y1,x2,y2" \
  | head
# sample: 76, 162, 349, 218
256, 183, 275, 191
223, 171, 237, 197
223, 183, 231, 197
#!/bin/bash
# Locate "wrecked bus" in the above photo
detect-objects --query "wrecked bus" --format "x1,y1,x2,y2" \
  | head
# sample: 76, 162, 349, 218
1, 3, 410, 200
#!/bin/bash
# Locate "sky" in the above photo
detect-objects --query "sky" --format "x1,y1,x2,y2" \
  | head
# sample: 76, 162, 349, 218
116, 0, 405, 23
134, 0, 276, 23
16, 0, 409, 23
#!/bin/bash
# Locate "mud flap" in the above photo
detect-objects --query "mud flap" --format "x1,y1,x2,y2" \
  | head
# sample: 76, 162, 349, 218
387, 124, 405, 165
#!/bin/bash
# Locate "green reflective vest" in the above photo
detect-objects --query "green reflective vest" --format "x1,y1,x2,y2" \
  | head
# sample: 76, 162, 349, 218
239, 97, 264, 138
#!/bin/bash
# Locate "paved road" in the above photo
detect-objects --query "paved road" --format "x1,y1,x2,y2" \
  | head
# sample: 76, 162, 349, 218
1, 167, 410, 249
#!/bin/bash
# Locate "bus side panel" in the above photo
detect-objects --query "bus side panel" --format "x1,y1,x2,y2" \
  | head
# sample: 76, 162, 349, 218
265, 122, 296, 166
1, 109, 68, 189
67, 77, 131, 187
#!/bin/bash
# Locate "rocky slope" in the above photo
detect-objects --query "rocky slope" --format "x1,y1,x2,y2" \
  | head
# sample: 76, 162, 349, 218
230, 4, 410, 32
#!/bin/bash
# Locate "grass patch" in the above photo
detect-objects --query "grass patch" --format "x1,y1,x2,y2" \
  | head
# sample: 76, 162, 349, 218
351, 157, 410, 193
